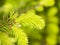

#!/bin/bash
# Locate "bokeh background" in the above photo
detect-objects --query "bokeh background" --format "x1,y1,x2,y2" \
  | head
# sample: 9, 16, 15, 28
0, 0, 60, 45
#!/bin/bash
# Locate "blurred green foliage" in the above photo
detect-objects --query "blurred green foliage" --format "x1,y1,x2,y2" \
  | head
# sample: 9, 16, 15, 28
0, 0, 60, 45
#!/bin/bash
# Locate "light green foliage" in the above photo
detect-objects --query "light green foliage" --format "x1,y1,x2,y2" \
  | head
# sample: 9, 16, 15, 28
2, 3, 13, 13
0, 31, 14, 45
40, 0, 55, 7
16, 9, 45, 30
12, 24, 28, 45
46, 35, 57, 45
15, 9, 45, 40
47, 7, 58, 17
48, 17, 59, 24
35, 6, 44, 12
46, 23, 59, 35
6, 0, 26, 8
